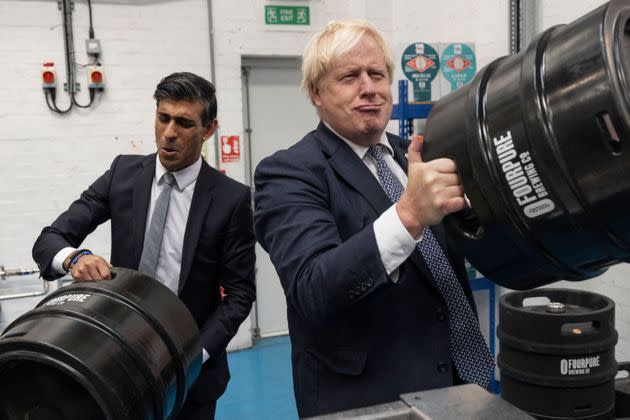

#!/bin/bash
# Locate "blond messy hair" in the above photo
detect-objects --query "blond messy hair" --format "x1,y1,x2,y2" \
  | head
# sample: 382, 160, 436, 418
301, 19, 394, 103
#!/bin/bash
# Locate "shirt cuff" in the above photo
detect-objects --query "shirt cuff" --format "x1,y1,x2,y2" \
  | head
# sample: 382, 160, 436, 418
202, 348, 210, 363
52, 247, 77, 274
373, 204, 421, 281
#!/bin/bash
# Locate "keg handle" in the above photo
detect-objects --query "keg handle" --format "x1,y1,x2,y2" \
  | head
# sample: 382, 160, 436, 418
619, 361, 630, 378
443, 208, 484, 240
439, 152, 485, 240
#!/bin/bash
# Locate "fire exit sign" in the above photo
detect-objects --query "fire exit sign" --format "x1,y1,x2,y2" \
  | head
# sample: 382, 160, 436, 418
265, 5, 310, 25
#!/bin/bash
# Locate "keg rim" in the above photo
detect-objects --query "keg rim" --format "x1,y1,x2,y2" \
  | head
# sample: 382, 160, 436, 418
501, 288, 615, 316
0, 348, 112, 417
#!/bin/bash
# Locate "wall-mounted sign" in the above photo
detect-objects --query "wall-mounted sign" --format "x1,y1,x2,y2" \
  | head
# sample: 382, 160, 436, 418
401, 42, 440, 102
221, 135, 241, 163
441, 43, 476, 92
265, 5, 309, 25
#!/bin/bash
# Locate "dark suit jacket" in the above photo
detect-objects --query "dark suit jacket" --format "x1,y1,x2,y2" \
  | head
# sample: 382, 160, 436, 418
254, 122, 477, 417
32, 154, 256, 403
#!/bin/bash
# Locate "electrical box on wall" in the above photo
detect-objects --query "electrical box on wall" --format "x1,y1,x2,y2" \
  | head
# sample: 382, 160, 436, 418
87, 64, 105, 90
85, 38, 102, 57
41, 62, 57, 89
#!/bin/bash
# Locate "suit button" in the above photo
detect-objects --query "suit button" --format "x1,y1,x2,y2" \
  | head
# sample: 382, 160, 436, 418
437, 363, 449, 374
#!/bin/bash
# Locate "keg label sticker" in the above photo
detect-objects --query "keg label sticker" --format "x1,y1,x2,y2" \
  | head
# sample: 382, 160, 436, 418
493, 131, 556, 218
560, 356, 600, 375
44, 293, 92, 306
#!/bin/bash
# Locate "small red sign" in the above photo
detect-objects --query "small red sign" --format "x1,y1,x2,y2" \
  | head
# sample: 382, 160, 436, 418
221, 135, 240, 163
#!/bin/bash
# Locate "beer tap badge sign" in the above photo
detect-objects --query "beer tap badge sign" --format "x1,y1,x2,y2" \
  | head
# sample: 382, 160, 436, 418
441, 43, 476, 92
401, 42, 439, 102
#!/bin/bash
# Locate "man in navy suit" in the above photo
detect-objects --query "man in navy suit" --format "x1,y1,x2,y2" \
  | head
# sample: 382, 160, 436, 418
32, 72, 256, 420
254, 21, 493, 417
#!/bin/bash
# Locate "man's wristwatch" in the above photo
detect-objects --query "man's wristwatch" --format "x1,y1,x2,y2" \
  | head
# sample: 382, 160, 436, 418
63, 249, 93, 271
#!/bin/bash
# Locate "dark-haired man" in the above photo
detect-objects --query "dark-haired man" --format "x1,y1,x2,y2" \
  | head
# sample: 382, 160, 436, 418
33, 72, 256, 419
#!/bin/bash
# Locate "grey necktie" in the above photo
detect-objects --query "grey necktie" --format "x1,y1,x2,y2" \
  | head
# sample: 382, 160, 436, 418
367, 144, 495, 388
138, 172, 175, 279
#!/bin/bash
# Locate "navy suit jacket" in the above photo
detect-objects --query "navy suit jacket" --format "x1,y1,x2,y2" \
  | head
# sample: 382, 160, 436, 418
254, 122, 477, 417
32, 154, 256, 403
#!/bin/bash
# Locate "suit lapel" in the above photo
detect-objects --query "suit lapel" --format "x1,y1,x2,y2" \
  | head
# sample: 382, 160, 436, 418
178, 159, 217, 293
317, 123, 391, 216
132, 155, 155, 266
387, 133, 409, 174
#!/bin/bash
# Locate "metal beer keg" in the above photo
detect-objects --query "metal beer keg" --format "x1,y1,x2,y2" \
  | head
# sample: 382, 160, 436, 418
0, 267, 201, 420
498, 289, 618, 419
423, 0, 630, 289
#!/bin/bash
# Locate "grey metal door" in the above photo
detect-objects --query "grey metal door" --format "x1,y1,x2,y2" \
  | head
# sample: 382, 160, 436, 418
243, 57, 318, 337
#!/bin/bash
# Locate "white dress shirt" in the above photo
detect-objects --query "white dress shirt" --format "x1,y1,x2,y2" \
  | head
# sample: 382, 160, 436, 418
148, 156, 200, 294
323, 122, 420, 282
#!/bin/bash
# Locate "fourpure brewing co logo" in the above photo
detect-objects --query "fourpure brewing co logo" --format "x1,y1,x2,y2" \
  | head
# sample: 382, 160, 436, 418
560, 356, 600, 376
492, 130, 556, 218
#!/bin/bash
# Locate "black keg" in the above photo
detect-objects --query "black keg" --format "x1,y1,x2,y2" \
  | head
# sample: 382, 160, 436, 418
423, 0, 630, 289
498, 289, 618, 420
0, 267, 201, 420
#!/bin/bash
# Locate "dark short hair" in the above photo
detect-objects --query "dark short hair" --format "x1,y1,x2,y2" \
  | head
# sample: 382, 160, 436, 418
153, 72, 217, 125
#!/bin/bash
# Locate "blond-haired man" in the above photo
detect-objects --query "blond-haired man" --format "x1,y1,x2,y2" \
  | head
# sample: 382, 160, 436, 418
254, 20, 494, 417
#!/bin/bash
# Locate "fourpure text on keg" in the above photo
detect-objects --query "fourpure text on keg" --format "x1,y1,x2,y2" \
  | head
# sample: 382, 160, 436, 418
560, 356, 600, 376
493, 130, 556, 218
44, 293, 92, 306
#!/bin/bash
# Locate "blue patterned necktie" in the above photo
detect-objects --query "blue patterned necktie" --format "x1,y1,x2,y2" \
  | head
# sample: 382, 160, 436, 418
367, 144, 494, 388
138, 172, 175, 279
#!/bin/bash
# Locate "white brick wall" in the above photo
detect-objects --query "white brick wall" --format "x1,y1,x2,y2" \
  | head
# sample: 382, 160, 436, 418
2, 0, 630, 364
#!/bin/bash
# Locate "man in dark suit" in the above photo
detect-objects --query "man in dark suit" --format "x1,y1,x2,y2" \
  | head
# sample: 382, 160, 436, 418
254, 21, 494, 417
32, 72, 256, 420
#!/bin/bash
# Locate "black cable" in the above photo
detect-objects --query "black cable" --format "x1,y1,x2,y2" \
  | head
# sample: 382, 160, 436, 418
45, 90, 72, 114
87, 0, 94, 39
72, 89, 95, 108
61, 0, 75, 98
74, 0, 100, 108
74, 57, 97, 69
45, 0, 100, 114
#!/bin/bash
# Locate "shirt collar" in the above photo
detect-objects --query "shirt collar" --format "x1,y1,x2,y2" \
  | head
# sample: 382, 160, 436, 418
322, 120, 393, 160
154, 155, 202, 190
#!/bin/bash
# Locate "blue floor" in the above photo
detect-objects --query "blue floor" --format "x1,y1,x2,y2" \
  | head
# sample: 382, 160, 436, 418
216, 335, 298, 420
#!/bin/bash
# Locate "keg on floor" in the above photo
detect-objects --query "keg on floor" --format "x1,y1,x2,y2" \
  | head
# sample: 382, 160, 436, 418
616, 362, 630, 418
498, 289, 618, 420
0, 267, 201, 420
423, 0, 630, 290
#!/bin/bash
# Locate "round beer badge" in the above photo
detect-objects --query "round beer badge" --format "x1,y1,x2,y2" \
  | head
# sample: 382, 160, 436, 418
401, 42, 439, 101
441, 43, 476, 91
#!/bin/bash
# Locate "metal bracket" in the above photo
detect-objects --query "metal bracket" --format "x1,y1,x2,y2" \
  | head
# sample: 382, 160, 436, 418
57, 0, 75, 12
64, 82, 81, 93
